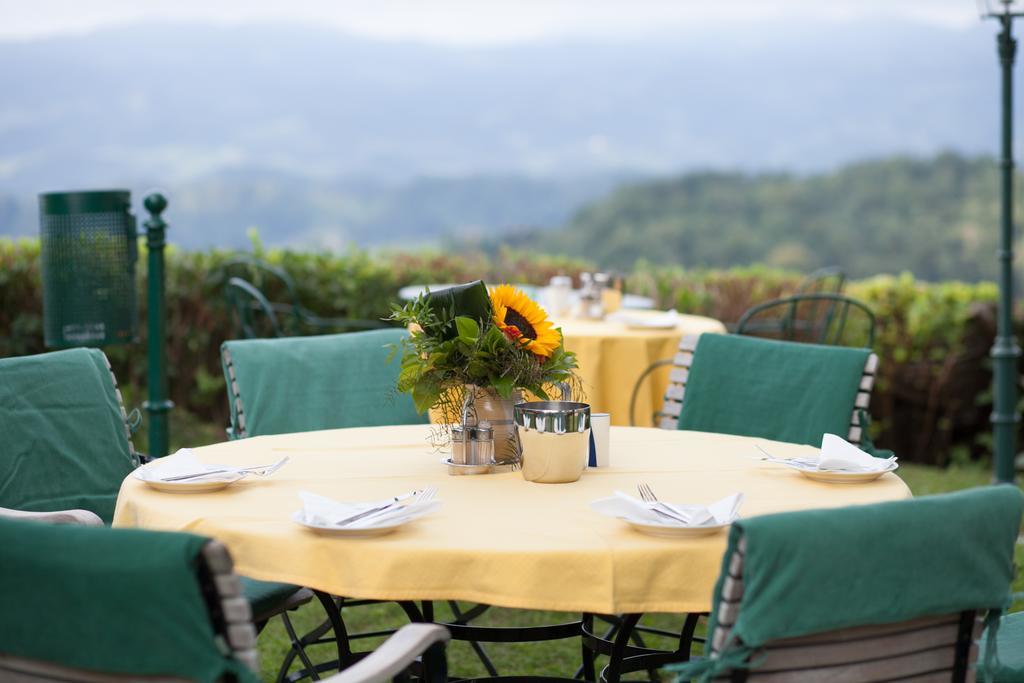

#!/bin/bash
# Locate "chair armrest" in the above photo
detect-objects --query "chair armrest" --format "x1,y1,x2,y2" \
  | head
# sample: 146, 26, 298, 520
0, 506, 104, 526
321, 624, 449, 683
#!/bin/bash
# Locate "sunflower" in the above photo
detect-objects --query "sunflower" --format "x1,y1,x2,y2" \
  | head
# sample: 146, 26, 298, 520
490, 284, 561, 359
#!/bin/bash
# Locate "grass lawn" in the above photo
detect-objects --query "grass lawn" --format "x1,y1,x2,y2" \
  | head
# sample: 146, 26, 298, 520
250, 461, 1024, 681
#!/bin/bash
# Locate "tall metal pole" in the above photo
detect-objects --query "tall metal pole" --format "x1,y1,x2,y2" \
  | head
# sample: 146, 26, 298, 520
992, 13, 1020, 484
143, 192, 173, 458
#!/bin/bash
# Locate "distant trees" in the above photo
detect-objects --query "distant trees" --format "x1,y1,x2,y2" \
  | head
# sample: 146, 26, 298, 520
542, 153, 1011, 282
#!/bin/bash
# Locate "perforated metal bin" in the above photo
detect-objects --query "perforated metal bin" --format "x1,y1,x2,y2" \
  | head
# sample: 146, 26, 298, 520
38, 190, 138, 347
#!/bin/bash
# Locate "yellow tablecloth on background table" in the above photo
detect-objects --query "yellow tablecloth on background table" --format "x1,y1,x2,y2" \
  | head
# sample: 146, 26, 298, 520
557, 314, 726, 427
114, 425, 909, 615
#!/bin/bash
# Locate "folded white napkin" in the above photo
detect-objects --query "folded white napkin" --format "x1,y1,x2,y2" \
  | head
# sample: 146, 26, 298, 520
606, 309, 679, 328
817, 434, 897, 472
136, 449, 240, 482
297, 490, 439, 529
591, 491, 743, 527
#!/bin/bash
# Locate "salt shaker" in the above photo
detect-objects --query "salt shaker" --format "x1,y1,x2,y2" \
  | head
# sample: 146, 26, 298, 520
470, 422, 495, 466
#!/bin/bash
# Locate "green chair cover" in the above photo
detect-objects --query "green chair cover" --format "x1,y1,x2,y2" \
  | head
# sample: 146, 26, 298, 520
222, 328, 426, 438
0, 348, 135, 523
670, 486, 1023, 680
677, 334, 871, 447
980, 611, 1024, 683
0, 517, 258, 682
0, 348, 299, 629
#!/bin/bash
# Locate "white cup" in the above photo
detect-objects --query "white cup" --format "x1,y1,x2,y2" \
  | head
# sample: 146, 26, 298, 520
590, 413, 610, 467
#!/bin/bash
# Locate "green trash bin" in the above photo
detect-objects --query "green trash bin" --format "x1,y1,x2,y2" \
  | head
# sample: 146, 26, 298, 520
38, 190, 138, 348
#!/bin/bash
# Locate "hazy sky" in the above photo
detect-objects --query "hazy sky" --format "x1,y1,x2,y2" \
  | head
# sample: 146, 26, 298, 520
0, 0, 984, 44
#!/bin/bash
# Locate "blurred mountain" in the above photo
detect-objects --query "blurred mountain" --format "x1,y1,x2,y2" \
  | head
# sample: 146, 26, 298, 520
0, 20, 1002, 247
535, 152, 1006, 281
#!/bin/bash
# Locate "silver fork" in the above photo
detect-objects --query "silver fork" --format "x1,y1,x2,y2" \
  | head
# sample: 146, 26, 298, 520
160, 456, 290, 482
636, 483, 689, 524
338, 487, 436, 527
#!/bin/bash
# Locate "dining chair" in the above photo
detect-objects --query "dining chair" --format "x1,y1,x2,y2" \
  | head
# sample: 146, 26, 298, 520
665, 485, 1022, 682
657, 333, 878, 447
221, 328, 435, 678
735, 293, 876, 348
214, 255, 390, 340
0, 517, 450, 683
221, 328, 426, 439
0, 348, 311, 668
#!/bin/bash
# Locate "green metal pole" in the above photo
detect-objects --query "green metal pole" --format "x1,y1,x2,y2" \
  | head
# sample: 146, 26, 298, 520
143, 193, 173, 458
992, 14, 1020, 484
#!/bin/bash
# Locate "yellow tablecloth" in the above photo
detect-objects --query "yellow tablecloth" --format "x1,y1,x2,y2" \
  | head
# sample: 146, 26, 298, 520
113, 425, 909, 615
558, 314, 726, 427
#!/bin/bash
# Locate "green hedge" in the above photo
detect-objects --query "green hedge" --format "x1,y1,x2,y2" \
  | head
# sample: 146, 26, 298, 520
0, 238, 1008, 465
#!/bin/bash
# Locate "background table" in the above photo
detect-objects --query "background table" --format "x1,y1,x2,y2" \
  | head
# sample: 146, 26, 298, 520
558, 314, 726, 427
114, 425, 909, 615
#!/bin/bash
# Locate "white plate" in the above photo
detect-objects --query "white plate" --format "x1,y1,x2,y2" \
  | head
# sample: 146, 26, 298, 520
625, 321, 679, 330
291, 510, 412, 537
797, 463, 898, 484
133, 468, 244, 493
622, 518, 733, 537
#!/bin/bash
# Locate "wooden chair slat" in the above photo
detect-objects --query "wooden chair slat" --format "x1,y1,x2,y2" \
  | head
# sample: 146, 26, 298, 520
221, 596, 253, 622
865, 354, 879, 374
227, 622, 258, 649
201, 541, 234, 574
659, 416, 679, 430
0, 656, 189, 683
756, 622, 960, 671
740, 644, 958, 683
769, 614, 959, 647
674, 351, 694, 368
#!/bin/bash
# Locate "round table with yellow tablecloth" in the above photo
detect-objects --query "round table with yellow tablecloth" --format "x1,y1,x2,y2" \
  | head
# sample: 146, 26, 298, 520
556, 313, 726, 427
113, 424, 909, 616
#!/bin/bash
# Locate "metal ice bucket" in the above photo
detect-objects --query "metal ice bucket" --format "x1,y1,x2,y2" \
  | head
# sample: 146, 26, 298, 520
513, 401, 591, 483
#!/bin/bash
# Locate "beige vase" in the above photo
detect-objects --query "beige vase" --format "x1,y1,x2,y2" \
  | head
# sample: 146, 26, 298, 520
466, 384, 522, 465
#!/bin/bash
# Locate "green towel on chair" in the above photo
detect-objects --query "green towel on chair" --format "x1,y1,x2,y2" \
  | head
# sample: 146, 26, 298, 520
222, 328, 427, 438
670, 486, 1023, 681
677, 334, 870, 447
0, 348, 136, 523
0, 518, 258, 682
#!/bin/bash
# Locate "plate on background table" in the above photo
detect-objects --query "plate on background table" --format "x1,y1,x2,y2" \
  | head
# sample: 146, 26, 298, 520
607, 310, 680, 330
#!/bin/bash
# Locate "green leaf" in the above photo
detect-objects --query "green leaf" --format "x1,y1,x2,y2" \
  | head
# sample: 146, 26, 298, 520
491, 375, 516, 398
455, 316, 480, 341
412, 380, 441, 414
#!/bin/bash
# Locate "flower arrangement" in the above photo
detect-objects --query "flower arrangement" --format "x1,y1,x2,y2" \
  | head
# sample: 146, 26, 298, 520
389, 280, 579, 417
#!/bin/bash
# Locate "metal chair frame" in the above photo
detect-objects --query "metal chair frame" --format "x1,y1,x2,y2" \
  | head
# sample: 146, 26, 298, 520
735, 293, 876, 348
795, 265, 846, 296
217, 256, 389, 339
